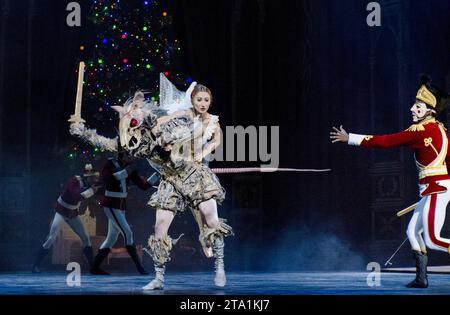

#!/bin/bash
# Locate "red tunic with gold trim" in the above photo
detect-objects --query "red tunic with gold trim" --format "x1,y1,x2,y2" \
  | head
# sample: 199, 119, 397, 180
54, 176, 95, 219
100, 158, 151, 210
348, 118, 450, 197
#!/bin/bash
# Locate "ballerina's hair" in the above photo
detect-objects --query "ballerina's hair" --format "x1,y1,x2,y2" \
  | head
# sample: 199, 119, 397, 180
191, 84, 213, 102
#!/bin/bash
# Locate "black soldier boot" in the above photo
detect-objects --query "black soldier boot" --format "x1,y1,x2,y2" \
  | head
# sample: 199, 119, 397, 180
126, 244, 149, 275
406, 250, 428, 288
83, 246, 94, 269
32, 247, 50, 273
90, 248, 111, 275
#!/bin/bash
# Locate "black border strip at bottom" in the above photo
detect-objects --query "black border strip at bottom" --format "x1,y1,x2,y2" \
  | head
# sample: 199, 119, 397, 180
0, 295, 445, 313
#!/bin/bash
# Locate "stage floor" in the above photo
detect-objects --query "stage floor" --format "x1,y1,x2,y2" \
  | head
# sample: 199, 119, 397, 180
0, 271, 449, 295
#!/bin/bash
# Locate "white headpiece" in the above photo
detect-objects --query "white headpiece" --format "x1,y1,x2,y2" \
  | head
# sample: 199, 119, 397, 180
159, 73, 197, 114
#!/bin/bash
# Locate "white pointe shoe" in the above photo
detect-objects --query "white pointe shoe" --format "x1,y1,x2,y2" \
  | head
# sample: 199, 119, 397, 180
142, 279, 164, 290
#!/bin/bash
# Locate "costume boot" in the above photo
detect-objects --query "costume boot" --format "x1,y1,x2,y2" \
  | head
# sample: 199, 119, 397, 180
213, 234, 226, 287
83, 246, 94, 269
126, 244, 149, 275
90, 248, 111, 275
143, 266, 165, 290
32, 247, 50, 273
406, 250, 428, 288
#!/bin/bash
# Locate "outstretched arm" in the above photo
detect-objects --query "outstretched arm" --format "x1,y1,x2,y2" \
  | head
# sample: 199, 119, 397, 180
330, 125, 349, 143
330, 125, 421, 148
70, 122, 118, 152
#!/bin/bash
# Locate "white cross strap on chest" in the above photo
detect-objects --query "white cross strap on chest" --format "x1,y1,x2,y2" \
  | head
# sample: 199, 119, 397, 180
111, 159, 128, 179
416, 124, 449, 179
113, 169, 129, 180
109, 159, 128, 196
57, 196, 81, 210
80, 187, 94, 199
75, 175, 93, 199
110, 159, 123, 176
147, 172, 160, 186
105, 190, 128, 198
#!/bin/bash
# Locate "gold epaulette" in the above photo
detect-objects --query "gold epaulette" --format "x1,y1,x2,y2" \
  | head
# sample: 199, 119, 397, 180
406, 124, 425, 132
405, 118, 437, 132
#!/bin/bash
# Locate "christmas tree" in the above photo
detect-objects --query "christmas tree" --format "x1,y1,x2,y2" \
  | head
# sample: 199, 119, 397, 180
68, 0, 190, 163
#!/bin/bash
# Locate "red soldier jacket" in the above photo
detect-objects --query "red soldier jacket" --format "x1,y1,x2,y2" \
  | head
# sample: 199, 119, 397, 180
54, 176, 95, 218
348, 118, 450, 197
100, 158, 151, 210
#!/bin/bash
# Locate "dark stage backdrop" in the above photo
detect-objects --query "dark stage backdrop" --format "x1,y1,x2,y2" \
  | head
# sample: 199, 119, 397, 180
0, 0, 450, 271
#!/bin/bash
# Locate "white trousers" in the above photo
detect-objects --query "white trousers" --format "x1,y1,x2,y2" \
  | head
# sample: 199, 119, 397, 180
407, 179, 450, 253
42, 212, 91, 249
99, 207, 134, 249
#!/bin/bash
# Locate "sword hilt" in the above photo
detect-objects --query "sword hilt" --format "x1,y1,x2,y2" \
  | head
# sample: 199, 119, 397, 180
68, 114, 86, 123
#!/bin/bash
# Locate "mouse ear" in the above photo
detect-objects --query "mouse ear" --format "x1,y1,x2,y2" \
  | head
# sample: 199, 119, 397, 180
419, 74, 431, 86
111, 105, 126, 116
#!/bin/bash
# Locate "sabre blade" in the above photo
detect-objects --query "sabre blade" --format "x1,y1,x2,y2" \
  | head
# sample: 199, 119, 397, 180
384, 237, 408, 267
68, 61, 86, 123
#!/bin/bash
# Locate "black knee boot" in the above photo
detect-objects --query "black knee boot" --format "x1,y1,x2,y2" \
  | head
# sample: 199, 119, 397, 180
32, 247, 50, 273
83, 246, 94, 269
90, 248, 111, 275
406, 250, 428, 288
126, 244, 148, 275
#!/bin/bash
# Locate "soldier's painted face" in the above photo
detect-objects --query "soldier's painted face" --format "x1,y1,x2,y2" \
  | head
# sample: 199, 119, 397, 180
192, 91, 211, 115
411, 101, 432, 123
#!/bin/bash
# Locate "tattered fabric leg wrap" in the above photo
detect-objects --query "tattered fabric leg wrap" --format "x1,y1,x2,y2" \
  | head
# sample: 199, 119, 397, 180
147, 234, 174, 267
190, 207, 234, 258
142, 234, 183, 290
196, 220, 232, 287
188, 207, 232, 287
204, 219, 233, 254
190, 207, 232, 287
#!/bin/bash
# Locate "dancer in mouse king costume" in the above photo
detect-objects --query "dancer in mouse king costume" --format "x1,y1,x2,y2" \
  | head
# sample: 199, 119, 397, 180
70, 76, 232, 288
142, 77, 233, 290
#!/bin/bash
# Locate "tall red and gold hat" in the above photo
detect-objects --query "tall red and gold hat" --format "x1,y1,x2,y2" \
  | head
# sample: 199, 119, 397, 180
416, 75, 450, 114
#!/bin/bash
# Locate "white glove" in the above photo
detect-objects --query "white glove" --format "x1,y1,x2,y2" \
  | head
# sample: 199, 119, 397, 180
70, 122, 86, 136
